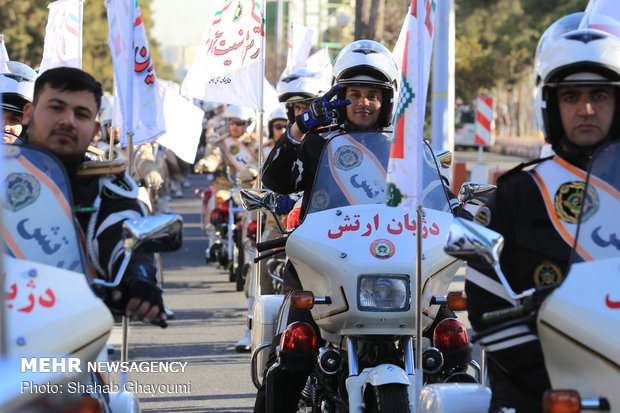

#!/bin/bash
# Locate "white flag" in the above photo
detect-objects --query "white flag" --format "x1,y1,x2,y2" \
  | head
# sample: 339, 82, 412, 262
386, 0, 437, 209
181, 0, 266, 109
158, 89, 204, 164
0, 34, 10, 73
39, 0, 83, 74
282, 23, 314, 77
306, 46, 333, 87
105, 0, 166, 146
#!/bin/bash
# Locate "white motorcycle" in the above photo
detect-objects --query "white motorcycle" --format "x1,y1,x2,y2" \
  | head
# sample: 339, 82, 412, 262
0, 144, 183, 413
431, 139, 620, 412
241, 130, 482, 412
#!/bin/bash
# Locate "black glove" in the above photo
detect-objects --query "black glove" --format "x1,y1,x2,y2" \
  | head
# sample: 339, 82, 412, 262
295, 84, 351, 133
107, 263, 165, 320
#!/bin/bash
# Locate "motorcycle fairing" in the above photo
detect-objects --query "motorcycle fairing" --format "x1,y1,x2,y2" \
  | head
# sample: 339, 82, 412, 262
307, 131, 452, 215
287, 131, 458, 341
4, 255, 113, 361
538, 140, 620, 408
2, 145, 89, 274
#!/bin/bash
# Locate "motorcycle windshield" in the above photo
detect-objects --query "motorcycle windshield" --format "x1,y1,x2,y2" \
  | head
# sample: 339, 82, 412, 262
572, 140, 620, 262
306, 131, 451, 214
2, 144, 89, 274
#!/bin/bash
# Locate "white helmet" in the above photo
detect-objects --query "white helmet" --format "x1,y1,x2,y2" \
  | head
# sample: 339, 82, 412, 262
267, 106, 288, 139
534, 12, 620, 148
332, 40, 399, 127
222, 105, 256, 134
276, 68, 329, 122
222, 105, 255, 122
0, 61, 36, 115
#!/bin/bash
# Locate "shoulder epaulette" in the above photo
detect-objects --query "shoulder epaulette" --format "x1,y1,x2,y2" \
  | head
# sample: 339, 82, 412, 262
76, 158, 128, 176
496, 155, 553, 184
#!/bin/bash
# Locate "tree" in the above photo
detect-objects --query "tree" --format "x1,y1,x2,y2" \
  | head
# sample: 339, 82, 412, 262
355, 0, 386, 40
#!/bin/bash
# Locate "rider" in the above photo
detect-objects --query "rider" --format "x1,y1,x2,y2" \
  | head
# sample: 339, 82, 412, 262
20, 67, 166, 325
464, 12, 620, 413
254, 39, 403, 413
194, 104, 259, 257
276, 67, 330, 127
0, 61, 36, 143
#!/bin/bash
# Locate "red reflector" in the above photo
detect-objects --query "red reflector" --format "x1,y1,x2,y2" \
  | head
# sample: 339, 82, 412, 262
287, 207, 301, 229
433, 318, 470, 353
247, 220, 257, 237
543, 390, 581, 413
280, 322, 316, 354
210, 208, 226, 222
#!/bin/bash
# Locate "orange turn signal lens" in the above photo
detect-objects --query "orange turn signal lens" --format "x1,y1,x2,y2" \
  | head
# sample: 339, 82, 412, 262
290, 290, 315, 310
543, 389, 580, 413
446, 291, 467, 311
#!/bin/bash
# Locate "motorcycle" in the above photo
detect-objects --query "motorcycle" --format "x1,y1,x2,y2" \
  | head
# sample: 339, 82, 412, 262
432, 139, 620, 412
198, 169, 253, 289
1, 144, 183, 413
241, 130, 481, 412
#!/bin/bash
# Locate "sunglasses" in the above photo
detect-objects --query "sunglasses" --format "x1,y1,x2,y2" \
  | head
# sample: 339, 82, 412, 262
273, 124, 288, 130
230, 120, 247, 126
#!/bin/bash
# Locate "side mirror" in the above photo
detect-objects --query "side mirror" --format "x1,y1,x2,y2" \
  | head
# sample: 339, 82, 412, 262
239, 189, 286, 233
444, 218, 534, 300
457, 182, 496, 205
239, 189, 277, 212
433, 149, 453, 168
123, 214, 183, 253
93, 214, 183, 288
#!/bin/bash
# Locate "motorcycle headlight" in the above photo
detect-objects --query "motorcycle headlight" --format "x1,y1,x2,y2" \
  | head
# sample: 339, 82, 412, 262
358, 275, 410, 311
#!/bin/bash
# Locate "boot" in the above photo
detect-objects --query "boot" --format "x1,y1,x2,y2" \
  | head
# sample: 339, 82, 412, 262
235, 328, 251, 352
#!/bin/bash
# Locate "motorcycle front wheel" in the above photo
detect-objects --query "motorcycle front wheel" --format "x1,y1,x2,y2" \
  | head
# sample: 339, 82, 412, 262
363, 383, 409, 413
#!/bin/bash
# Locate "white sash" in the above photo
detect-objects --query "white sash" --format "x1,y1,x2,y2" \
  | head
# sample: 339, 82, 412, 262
3, 153, 83, 271
531, 156, 620, 261
326, 134, 386, 205
220, 136, 256, 173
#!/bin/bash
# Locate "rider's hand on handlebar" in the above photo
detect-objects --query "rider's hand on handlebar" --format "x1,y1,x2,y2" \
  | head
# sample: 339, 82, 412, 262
295, 85, 351, 133
275, 196, 295, 215
111, 263, 166, 325
144, 170, 163, 188
111, 289, 166, 324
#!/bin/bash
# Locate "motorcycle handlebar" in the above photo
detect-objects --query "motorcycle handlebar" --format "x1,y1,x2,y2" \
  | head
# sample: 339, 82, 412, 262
256, 236, 287, 252
481, 302, 534, 328
253, 247, 285, 263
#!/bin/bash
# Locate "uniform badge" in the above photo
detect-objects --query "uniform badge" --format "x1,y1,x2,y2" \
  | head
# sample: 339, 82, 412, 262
5, 173, 40, 212
474, 206, 491, 226
533, 260, 563, 286
229, 145, 240, 155
334, 145, 363, 171
554, 181, 598, 224
310, 189, 330, 211
370, 239, 395, 260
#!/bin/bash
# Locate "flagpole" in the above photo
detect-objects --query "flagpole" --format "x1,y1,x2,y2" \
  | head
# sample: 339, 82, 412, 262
78, 0, 84, 69
255, 0, 266, 298
414, 0, 425, 394
126, 0, 135, 177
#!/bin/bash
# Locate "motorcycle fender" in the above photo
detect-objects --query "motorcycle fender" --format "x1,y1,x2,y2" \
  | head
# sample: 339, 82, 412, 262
364, 364, 410, 387
418, 383, 491, 413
